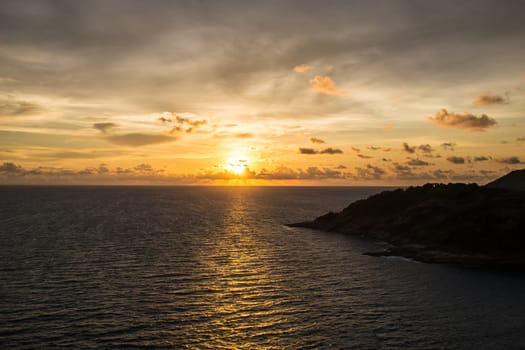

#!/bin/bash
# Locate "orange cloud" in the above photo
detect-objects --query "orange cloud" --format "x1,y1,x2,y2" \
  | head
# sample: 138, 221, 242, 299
427, 109, 497, 131
293, 64, 312, 73
309, 75, 348, 96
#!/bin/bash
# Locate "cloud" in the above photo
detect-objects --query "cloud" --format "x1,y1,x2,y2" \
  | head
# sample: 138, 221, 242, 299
517, 138, 525, 142
351, 147, 360, 153
474, 94, 507, 106
299, 147, 343, 154
310, 137, 325, 144
159, 112, 208, 134
336, 165, 347, 169
158, 116, 172, 123
441, 142, 456, 150
134, 163, 155, 173
403, 142, 434, 154
473, 156, 490, 162
0, 162, 23, 174
367, 146, 381, 151
234, 132, 253, 138
299, 147, 318, 154
93, 122, 118, 134
0, 96, 43, 117
497, 156, 522, 164
254, 166, 345, 180
293, 64, 312, 73
320, 147, 343, 154
407, 158, 431, 166
354, 164, 385, 180
446, 156, 466, 164
402, 142, 416, 154
309, 75, 348, 96
428, 109, 497, 131
418, 144, 433, 153
107, 133, 175, 146
391, 164, 417, 179
357, 154, 373, 159
213, 132, 254, 139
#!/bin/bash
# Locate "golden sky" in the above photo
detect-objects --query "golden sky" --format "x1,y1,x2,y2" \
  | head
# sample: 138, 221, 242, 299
1, 0, 524, 185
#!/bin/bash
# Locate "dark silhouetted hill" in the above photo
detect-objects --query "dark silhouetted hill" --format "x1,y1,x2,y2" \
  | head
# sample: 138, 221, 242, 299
486, 169, 525, 191
290, 170, 525, 267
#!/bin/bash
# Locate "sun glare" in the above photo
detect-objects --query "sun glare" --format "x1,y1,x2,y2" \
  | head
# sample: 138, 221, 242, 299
225, 156, 249, 175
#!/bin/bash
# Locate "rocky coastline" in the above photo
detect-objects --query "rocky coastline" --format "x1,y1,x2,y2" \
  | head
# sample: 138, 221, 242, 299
289, 170, 525, 268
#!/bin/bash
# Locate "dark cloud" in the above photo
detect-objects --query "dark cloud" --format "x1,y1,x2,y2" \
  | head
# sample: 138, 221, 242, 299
497, 156, 522, 164
299, 147, 318, 154
0, 162, 23, 174
446, 156, 466, 164
474, 94, 507, 106
0, 162, 168, 183
134, 163, 154, 173
473, 156, 490, 162
403, 143, 434, 155
351, 147, 360, 153
402, 142, 416, 154
418, 144, 433, 153
93, 122, 118, 134
367, 146, 381, 151
310, 137, 325, 144
0, 96, 43, 117
428, 109, 497, 131
441, 142, 456, 150
159, 112, 208, 134
158, 116, 172, 123
106, 133, 175, 146
357, 154, 373, 159
299, 147, 343, 154
320, 147, 343, 154
256, 166, 345, 180
517, 137, 525, 142
335, 165, 347, 169
407, 158, 431, 166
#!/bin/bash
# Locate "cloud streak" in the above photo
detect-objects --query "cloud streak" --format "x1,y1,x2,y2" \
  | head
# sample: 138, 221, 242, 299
0, 96, 43, 117
106, 133, 175, 147
474, 94, 507, 106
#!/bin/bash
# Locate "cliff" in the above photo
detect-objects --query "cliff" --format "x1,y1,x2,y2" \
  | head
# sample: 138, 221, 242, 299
289, 171, 525, 267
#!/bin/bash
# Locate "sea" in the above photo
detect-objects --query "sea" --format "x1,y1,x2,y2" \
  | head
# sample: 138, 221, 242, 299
1, 186, 525, 349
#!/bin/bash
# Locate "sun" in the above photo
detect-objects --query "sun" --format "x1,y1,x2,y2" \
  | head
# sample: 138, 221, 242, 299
225, 156, 249, 175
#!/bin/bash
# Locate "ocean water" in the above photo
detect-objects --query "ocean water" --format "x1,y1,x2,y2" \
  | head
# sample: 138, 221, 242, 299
1, 186, 525, 349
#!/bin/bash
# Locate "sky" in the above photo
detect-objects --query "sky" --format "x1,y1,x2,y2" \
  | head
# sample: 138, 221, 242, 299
1, 0, 524, 185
